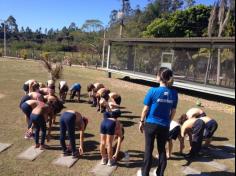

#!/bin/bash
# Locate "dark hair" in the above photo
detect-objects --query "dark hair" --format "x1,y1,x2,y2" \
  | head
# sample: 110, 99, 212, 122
101, 89, 110, 101
157, 67, 174, 87
178, 114, 188, 125
32, 83, 40, 91
87, 83, 95, 92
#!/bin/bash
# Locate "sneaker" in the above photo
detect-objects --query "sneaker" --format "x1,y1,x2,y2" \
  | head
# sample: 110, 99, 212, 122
63, 150, 71, 156
101, 158, 108, 165
72, 150, 79, 158
107, 159, 116, 166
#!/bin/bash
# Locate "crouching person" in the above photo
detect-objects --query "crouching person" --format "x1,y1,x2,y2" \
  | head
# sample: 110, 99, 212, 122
60, 110, 88, 158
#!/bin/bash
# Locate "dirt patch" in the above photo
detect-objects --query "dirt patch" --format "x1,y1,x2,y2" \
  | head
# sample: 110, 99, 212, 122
0, 94, 5, 99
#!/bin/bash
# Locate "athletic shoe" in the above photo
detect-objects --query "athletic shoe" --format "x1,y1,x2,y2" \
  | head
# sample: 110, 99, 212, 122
72, 150, 79, 158
107, 159, 116, 166
101, 158, 108, 165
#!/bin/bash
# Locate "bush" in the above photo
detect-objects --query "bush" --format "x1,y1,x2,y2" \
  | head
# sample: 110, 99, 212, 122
20, 49, 28, 59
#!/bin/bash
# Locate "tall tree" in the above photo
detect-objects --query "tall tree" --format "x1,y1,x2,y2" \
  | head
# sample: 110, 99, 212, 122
185, 0, 196, 8
6, 15, 18, 33
81, 19, 103, 32
171, 0, 184, 12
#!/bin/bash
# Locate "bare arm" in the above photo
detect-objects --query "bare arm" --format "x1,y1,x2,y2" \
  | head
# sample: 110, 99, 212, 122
139, 105, 149, 133
79, 130, 84, 155
178, 135, 185, 153
140, 105, 149, 122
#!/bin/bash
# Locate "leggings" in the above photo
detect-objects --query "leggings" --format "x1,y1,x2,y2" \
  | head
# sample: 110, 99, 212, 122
30, 114, 46, 145
60, 112, 76, 153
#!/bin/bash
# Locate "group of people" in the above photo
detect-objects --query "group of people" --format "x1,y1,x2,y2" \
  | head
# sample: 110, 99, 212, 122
19, 67, 219, 174
138, 67, 218, 176
19, 79, 125, 165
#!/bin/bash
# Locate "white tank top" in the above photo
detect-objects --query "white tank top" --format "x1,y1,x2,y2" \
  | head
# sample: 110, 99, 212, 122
169, 120, 180, 131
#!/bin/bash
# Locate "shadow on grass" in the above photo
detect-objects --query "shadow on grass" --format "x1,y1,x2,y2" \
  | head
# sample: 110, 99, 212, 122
50, 133, 94, 140
120, 120, 137, 127
186, 171, 235, 176
211, 136, 229, 142
120, 115, 140, 119
118, 150, 144, 168
182, 145, 235, 167
65, 99, 88, 104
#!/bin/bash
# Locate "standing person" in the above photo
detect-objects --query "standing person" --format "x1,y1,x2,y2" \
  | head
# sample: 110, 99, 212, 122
139, 67, 178, 176
70, 83, 81, 102
60, 110, 88, 158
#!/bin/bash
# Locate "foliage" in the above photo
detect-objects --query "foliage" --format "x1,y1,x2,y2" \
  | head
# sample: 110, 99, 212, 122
144, 5, 211, 37
41, 57, 63, 81
20, 49, 28, 59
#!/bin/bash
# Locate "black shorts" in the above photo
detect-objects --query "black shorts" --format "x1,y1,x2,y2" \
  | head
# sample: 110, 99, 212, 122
203, 120, 218, 139
196, 112, 207, 118
23, 84, 29, 93
168, 126, 181, 140
60, 85, 69, 93
114, 96, 121, 105
19, 95, 31, 108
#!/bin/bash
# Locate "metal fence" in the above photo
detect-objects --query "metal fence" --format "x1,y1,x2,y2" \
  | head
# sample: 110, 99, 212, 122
108, 38, 235, 90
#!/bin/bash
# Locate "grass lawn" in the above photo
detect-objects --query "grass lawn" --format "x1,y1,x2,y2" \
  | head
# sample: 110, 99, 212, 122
0, 58, 235, 176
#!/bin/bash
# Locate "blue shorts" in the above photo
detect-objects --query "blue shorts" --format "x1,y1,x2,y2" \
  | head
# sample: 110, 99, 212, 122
21, 103, 32, 119
19, 95, 31, 108
100, 118, 116, 135
168, 126, 180, 140
204, 119, 218, 139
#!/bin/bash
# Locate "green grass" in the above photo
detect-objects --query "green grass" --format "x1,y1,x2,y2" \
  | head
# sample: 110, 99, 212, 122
0, 58, 235, 176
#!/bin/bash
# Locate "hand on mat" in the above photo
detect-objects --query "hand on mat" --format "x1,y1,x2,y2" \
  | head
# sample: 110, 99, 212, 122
27, 128, 33, 134
79, 146, 84, 155
112, 153, 118, 160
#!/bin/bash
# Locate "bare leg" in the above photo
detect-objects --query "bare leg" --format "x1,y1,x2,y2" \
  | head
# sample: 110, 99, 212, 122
106, 135, 114, 160
100, 134, 107, 159
166, 140, 173, 159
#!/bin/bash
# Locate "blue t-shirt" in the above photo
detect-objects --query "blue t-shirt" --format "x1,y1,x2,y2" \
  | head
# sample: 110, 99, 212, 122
71, 83, 81, 91
144, 86, 178, 127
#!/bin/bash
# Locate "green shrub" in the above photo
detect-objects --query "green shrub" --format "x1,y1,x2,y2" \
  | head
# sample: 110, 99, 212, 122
20, 49, 28, 59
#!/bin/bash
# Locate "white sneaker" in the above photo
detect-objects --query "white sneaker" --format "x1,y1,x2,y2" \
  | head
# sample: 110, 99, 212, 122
107, 159, 116, 166
136, 170, 142, 176
101, 158, 108, 165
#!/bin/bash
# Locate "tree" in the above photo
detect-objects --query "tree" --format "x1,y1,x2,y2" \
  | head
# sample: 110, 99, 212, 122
171, 0, 184, 12
6, 15, 18, 33
69, 22, 77, 32
144, 5, 211, 37
81, 19, 103, 32
185, 0, 196, 8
